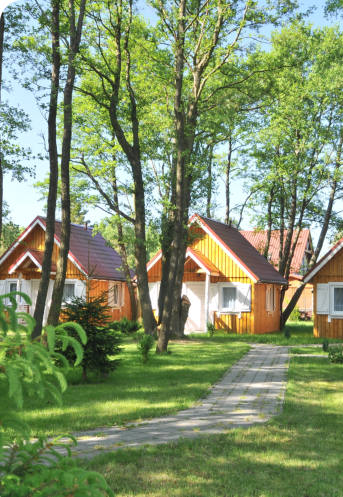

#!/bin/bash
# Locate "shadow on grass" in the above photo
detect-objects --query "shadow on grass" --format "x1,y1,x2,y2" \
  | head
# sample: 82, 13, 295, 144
80, 356, 343, 497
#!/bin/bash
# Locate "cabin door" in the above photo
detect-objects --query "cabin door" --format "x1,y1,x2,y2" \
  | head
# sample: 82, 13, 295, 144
30, 280, 40, 317
184, 282, 205, 332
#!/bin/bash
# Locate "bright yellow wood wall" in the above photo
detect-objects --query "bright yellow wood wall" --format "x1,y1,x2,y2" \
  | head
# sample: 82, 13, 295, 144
313, 247, 343, 339
147, 227, 282, 334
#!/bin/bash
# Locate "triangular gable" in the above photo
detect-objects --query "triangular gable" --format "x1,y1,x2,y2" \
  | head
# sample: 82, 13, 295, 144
8, 249, 57, 274
189, 214, 258, 282
304, 237, 343, 283
0, 216, 87, 276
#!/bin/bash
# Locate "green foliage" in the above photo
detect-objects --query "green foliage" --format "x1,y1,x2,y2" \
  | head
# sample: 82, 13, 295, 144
57, 295, 123, 379
323, 339, 330, 353
110, 317, 143, 334
283, 327, 291, 339
137, 335, 155, 364
206, 321, 215, 337
288, 305, 301, 322
328, 346, 343, 364
0, 291, 113, 496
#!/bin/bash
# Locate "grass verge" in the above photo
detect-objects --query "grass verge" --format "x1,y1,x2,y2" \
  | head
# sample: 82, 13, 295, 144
289, 346, 327, 355
190, 321, 340, 346
0, 338, 249, 438
80, 356, 343, 497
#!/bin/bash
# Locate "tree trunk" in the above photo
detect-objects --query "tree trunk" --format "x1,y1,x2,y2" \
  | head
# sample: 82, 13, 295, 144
48, 0, 87, 326
32, 0, 60, 338
278, 193, 285, 273
278, 178, 297, 276
282, 137, 343, 324
0, 12, 4, 243
179, 295, 191, 337
225, 136, 232, 225
206, 146, 213, 218
263, 186, 274, 259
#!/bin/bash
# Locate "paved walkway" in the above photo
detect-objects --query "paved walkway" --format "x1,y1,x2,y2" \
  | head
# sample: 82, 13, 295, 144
56, 345, 290, 460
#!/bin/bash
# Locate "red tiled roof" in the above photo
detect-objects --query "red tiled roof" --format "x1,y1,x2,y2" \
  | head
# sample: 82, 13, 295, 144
240, 229, 312, 275
191, 215, 288, 285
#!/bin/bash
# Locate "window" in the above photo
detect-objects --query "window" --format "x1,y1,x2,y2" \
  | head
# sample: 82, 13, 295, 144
108, 282, 121, 307
10, 282, 17, 293
266, 285, 276, 312
334, 288, 343, 312
222, 287, 236, 310
63, 283, 75, 302
113, 284, 119, 306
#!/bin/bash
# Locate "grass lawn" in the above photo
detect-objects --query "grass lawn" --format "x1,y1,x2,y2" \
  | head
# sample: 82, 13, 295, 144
0, 338, 249, 438
289, 346, 327, 355
80, 356, 343, 497
191, 321, 341, 346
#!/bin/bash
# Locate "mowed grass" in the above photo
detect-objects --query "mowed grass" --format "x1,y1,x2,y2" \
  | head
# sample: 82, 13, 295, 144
289, 346, 327, 355
0, 338, 249, 438
80, 356, 343, 497
191, 321, 341, 346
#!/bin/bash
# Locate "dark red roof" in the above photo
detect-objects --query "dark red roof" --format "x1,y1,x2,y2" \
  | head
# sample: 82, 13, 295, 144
241, 229, 312, 274
304, 235, 343, 283
39, 217, 135, 281
193, 215, 288, 285
0, 216, 135, 281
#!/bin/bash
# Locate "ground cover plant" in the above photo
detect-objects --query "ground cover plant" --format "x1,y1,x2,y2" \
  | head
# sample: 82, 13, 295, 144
0, 336, 249, 438
190, 322, 341, 346
79, 355, 343, 497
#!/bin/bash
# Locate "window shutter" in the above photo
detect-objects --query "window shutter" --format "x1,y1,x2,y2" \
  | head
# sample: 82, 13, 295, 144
21, 280, 31, 302
273, 286, 277, 311
148, 282, 158, 309
237, 284, 252, 312
75, 280, 86, 299
265, 285, 270, 311
209, 285, 219, 311
0, 281, 5, 296
317, 283, 329, 314
121, 283, 125, 306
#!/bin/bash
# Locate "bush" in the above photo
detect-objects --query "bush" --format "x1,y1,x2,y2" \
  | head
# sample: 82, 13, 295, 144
110, 316, 143, 334
207, 321, 215, 336
288, 305, 301, 322
323, 338, 330, 352
0, 291, 114, 497
283, 326, 291, 339
58, 294, 123, 380
328, 345, 343, 363
137, 334, 155, 364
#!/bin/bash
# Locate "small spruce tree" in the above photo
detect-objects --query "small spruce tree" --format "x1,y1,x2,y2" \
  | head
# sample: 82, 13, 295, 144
58, 294, 123, 380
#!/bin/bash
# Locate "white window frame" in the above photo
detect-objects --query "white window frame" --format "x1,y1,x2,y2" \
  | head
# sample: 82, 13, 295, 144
219, 282, 239, 313
330, 282, 343, 317
108, 282, 121, 308
266, 284, 276, 312
61, 280, 76, 304
3, 279, 22, 305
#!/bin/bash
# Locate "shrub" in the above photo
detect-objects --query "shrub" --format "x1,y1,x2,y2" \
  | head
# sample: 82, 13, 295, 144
110, 316, 143, 334
328, 345, 343, 363
323, 338, 330, 352
0, 291, 113, 497
207, 321, 215, 336
283, 326, 291, 339
137, 334, 155, 364
288, 305, 301, 322
58, 294, 123, 380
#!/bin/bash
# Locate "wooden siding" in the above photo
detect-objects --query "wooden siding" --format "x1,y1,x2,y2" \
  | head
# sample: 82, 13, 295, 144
313, 246, 343, 338
147, 228, 282, 334
284, 279, 313, 312
0, 224, 84, 281
89, 280, 132, 321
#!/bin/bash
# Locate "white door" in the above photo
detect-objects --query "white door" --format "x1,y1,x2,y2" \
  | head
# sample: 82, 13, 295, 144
185, 283, 205, 332
30, 280, 40, 317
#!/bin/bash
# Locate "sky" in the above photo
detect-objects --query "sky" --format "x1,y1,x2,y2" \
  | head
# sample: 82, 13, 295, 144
0, 0, 342, 255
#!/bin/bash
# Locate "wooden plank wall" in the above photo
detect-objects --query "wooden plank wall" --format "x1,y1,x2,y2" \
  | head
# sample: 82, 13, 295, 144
284, 279, 313, 311
0, 224, 84, 281
147, 228, 282, 334
313, 247, 343, 338
89, 280, 132, 321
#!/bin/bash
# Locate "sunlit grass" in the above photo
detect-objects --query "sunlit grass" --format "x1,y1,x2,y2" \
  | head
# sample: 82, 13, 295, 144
290, 346, 327, 355
80, 356, 343, 496
0, 338, 249, 437
190, 321, 339, 346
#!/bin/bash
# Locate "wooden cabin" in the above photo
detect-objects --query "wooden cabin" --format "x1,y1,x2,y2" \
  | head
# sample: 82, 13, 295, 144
304, 237, 343, 338
241, 228, 314, 316
147, 215, 288, 334
0, 216, 134, 323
